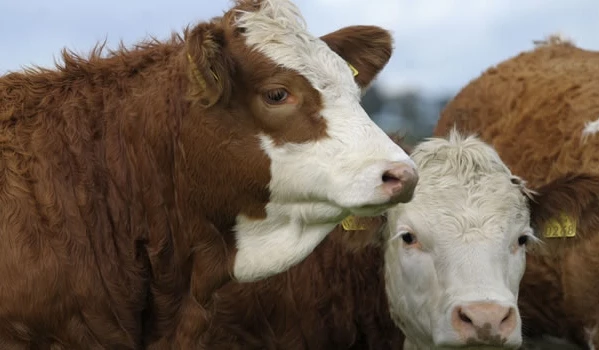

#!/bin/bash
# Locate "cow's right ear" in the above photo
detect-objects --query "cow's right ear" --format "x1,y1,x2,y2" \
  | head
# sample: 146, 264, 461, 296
319, 25, 393, 92
529, 173, 599, 243
185, 22, 232, 108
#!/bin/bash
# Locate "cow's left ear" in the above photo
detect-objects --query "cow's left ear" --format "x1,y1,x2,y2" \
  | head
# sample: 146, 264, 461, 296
320, 25, 393, 91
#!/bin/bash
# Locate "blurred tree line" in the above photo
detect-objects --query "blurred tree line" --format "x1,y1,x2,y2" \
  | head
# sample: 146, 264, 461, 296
360, 84, 454, 147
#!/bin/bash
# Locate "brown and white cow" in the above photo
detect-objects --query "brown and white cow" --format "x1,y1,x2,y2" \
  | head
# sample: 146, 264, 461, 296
0, 0, 418, 348
196, 131, 538, 349
435, 35, 599, 349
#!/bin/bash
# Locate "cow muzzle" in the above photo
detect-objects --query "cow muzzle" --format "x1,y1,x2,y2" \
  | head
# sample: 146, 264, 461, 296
380, 161, 418, 204
438, 301, 521, 348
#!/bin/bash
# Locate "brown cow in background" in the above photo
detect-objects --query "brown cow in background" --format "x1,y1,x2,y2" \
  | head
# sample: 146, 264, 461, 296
0, 0, 419, 348
435, 35, 599, 349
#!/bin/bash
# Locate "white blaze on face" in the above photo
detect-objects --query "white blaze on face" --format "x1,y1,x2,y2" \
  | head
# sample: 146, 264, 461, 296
384, 131, 536, 349
231, 0, 418, 282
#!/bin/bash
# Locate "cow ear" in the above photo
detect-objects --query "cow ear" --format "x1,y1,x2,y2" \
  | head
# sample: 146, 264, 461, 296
320, 25, 393, 92
185, 22, 232, 108
529, 173, 599, 243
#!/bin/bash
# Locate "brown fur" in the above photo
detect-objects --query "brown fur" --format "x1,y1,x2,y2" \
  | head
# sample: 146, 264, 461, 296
319, 25, 393, 91
198, 217, 405, 350
435, 38, 599, 349
0, 0, 394, 348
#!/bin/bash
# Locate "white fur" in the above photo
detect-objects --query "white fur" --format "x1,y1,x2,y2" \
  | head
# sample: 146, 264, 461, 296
384, 131, 535, 349
231, 0, 415, 281
233, 202, 343, 281
586, 325, 597, 350
533, 32, 575, 47
582, 117, 599, 141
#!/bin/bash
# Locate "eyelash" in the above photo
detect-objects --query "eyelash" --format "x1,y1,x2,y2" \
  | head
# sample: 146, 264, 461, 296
263, 88, 289, 105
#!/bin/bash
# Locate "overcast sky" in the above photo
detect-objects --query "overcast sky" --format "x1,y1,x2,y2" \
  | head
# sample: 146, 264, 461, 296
1, 0, 597, 97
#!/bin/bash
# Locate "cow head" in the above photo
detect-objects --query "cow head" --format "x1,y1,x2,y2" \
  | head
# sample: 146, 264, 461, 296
181, 0, 418, 282
383, 131, 536, 349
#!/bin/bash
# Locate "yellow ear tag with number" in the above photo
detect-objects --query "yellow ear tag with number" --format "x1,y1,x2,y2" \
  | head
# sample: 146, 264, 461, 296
341, 215, 366, 231
543, 213, 577, 238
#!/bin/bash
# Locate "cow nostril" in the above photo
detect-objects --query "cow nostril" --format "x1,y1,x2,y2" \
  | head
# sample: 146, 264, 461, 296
501, 308, 513, 324
382, 171, 401, 184
380, 162, 418, 202
458, 309, 472, 324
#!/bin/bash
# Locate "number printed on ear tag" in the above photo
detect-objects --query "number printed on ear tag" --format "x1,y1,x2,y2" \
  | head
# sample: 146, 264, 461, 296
544, 213, 576, 238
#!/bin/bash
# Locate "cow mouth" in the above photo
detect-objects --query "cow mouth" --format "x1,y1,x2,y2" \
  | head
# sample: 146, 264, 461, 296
346, 186, 416, 216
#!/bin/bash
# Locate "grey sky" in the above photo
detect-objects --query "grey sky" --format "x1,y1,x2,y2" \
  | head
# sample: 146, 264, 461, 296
1, 0, 597, 97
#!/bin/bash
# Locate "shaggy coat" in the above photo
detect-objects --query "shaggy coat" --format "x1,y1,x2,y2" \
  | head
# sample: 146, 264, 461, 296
0, 0, 411, 348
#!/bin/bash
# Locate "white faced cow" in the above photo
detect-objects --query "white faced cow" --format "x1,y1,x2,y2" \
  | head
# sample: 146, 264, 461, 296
385, 131, 537, 349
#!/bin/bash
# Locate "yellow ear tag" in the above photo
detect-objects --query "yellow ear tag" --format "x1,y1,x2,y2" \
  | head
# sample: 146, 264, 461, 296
347, 63, 359, 77
186, 52, 220, 86
341, 215, 366, 231
543, 213, 577, 238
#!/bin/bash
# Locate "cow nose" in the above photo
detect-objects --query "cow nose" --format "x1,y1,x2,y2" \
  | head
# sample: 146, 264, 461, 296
451, 302, 518, 345
381, 162, 418, 203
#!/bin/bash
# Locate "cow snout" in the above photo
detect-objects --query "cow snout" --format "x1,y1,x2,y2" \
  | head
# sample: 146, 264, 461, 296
451, 302, 518, 345
381, 162, 418, 204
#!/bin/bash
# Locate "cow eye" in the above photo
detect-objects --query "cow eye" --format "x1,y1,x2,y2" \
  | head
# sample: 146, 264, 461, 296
401, 232, 417, 245
263, 88, 289, 105
517, 235, 529, 246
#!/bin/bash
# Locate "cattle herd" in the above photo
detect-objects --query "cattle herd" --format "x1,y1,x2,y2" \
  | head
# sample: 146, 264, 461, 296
0, 0, 596, 349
